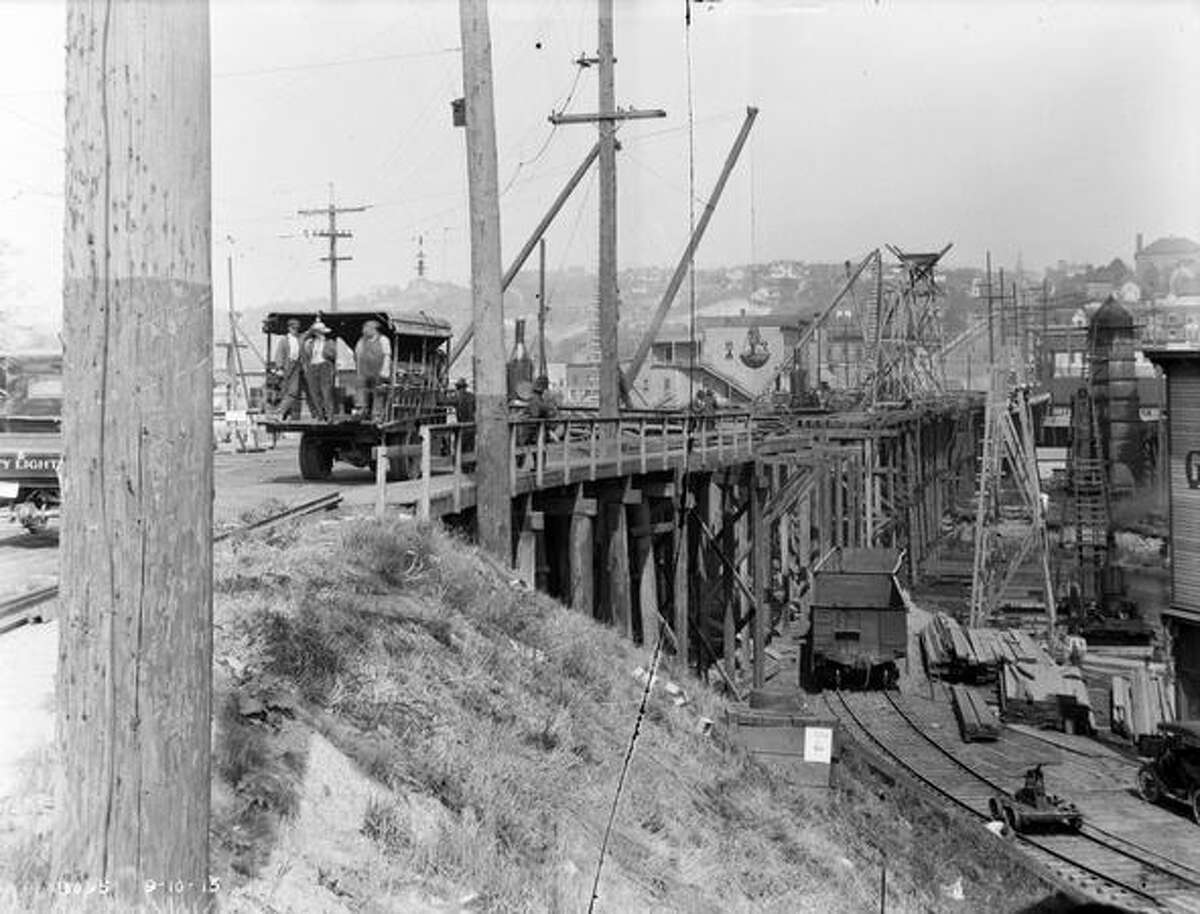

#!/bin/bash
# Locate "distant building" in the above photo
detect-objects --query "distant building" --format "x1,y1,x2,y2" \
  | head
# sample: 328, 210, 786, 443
637, 313, 806, 407
1135, 234, 1200, 299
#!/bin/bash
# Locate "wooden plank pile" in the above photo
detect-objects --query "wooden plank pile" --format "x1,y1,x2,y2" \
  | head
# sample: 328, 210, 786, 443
950, 684, 1001, 742
920, 613, 1048, 683
999, 659, 1094, 734
1081, 654, 1175, 742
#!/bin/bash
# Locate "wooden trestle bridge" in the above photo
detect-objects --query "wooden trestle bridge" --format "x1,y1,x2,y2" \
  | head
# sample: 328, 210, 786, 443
400, 396, 983, 693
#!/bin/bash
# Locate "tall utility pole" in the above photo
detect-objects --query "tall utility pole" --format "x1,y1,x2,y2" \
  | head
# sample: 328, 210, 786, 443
227, 239, 250, 409
537, 237, 548, 378
985, 250, 995, 367
597, 0, 618, 418
547, 6, 664, 416
459, 0, 511, 562
58, 1, 213, 905
298, 188, 369, 311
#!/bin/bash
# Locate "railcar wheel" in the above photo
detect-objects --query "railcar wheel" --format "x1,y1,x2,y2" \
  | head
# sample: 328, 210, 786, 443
1191, 790, 1200, 826
1137, 766, 1162, 805
1003, 806, 1018, 833
298, 434, 333, 480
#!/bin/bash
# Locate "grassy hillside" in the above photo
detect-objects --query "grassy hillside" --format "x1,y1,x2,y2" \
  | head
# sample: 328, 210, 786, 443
203, 517, 1050, 913
0, 515, 1054, 912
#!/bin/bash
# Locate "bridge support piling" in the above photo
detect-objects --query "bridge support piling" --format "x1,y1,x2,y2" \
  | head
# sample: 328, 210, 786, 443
720, 479, 737, 686
567, 487, 595, 616
672, 471, 690, 673
751, 464, 767, 689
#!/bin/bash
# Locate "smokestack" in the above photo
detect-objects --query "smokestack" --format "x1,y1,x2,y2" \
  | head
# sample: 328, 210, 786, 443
1136, 233, 1144, 256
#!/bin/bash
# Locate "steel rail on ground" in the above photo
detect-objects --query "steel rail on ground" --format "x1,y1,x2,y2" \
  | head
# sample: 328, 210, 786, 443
0, 492, 343, 637
826, 689, 1200, 911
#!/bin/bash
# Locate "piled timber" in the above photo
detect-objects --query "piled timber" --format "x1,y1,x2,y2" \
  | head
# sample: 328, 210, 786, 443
999, 659, 1093, 734
919, 613, 1047, 683
1080, 654, 1175, 742
950, 684, 1001, 742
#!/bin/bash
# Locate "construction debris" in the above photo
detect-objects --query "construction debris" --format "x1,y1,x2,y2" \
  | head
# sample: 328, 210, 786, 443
999, 659, 1093, 734
919, 612, 1046, 683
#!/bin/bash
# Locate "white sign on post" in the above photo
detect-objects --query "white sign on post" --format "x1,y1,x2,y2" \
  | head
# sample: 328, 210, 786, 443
803, 726, 833, 764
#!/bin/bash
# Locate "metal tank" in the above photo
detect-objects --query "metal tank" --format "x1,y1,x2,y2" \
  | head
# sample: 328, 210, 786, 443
1089, 296, 1144, 495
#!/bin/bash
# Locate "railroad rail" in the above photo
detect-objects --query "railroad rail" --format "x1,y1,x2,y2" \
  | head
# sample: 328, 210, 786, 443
0, 492, 343, 637
0, 585, 57, 635
825, 689, 1200, 912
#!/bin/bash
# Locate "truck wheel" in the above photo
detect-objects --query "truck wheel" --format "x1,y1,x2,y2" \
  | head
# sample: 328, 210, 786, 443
1137, 766, 1162, 805
299, 434, 333, 480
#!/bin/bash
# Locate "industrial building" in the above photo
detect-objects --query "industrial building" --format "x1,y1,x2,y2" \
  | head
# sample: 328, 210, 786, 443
1144, 346, 1200, 718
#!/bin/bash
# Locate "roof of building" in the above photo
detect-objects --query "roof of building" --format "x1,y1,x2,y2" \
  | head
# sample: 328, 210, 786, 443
1090, 296, 1134, 331
1144, 346, 1200, 367
1140, 236, 1200, 258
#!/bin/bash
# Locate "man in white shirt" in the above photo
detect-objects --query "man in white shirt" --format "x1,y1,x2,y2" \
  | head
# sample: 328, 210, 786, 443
354, 320, 391, 418
302, 320, 337, 421
273, 318, 307, 419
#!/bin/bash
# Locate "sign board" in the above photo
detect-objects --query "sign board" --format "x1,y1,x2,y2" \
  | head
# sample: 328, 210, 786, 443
803, 726, 834, 764
725, 708, 839, 787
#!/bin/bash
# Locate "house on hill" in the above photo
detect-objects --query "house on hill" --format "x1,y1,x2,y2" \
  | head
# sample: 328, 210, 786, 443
1136, 234, 1200, 298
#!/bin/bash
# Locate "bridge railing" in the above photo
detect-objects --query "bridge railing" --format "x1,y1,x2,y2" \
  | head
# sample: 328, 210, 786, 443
413, 412, 757, 516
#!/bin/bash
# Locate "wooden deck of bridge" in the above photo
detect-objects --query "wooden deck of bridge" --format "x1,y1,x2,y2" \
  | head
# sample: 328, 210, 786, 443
387, 398, 983, 696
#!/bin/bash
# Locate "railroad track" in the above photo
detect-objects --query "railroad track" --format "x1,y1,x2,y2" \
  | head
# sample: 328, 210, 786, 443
0, 585, 57, 635
825, 689, 1200, 912
0, 492, 343, 637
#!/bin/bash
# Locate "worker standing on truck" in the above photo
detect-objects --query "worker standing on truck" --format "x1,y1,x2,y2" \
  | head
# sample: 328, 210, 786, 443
274, 318, 307, 420
303, 320, 337, 422
355, 320, 391, 419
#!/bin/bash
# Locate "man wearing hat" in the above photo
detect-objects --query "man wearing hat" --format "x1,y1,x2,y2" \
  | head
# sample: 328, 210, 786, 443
452, 378, 475, 451
354, 319, 391, 419
302, 319, 337, 421
273, 317, 307, 420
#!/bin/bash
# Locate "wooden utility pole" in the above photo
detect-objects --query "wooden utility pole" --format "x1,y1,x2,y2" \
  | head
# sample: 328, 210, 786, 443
985, 251, 995, 367
227, 243, 250, 409
58, 1, 214, 906
597, 0, 618, 418
460, 0, 512, 562
537, 237, 548, 378
298, 189, 370, 311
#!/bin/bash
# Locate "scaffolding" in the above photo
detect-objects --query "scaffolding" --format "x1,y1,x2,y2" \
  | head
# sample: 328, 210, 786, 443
866, 244, 952, 406
968, 358, 1056, 630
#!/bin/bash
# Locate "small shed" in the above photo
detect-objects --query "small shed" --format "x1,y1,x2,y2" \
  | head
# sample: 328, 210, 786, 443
807, 548, 906, 688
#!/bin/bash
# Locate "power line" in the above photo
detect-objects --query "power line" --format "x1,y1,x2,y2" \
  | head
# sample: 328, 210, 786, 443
212, 47, 459, 79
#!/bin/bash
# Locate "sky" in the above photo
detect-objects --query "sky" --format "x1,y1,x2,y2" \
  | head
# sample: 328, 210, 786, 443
0, 0, 1198, 334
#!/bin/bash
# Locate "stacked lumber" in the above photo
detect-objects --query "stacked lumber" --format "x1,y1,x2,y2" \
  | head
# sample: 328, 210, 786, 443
1081, 654, 1175, 741
950, 684, 1001, 742
920, 613, 1050, 683
999, 659, 1094, 734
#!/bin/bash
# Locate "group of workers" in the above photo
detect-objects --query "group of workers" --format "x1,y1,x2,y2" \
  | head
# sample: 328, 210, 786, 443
273, 318, 392, 422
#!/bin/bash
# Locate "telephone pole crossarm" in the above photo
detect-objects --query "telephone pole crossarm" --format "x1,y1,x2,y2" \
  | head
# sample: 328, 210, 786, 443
548, 108, 666, 125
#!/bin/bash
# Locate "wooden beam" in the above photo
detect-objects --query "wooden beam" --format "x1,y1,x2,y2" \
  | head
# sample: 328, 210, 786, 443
536, 494, 597, 516
641, 480, 677, 499
751, 470, 767, 690
58, 0, 213, 901
569, 508, 594, 616
606, 501, 632, 639
673, 473, 689, 672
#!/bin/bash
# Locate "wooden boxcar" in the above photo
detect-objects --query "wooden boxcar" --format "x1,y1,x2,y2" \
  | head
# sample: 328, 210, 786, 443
805, 547, 906, 689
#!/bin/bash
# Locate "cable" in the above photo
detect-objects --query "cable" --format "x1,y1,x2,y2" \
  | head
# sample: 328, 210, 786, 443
586, 626, 666, 914
500, 62, 586, 198
212, 47, 459, 79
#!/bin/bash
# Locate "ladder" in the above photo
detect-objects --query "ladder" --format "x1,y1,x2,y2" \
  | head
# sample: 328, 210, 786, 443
1067, 385, 1110, 605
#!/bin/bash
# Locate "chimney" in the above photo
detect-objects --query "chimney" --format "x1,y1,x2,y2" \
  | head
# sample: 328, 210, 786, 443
1136, 233, 1144, 256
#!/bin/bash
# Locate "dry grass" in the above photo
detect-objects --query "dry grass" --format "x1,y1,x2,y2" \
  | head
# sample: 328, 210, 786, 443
207, 515, 1052, 913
